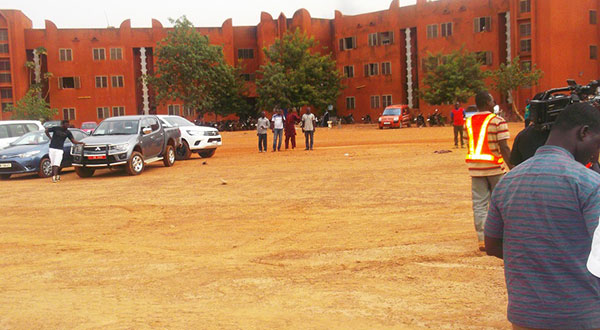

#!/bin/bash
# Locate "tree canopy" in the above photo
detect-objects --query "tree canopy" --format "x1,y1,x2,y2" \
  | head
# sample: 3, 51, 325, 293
419, 48, 488, 105
257, 29, 342, 113
148, 16, 250, 118
490, 56, 543, 100
6, 86, 57, 120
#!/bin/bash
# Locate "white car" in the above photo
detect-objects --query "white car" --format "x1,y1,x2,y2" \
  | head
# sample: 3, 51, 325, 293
0, 120, 45, 149
157, 115, 222, 160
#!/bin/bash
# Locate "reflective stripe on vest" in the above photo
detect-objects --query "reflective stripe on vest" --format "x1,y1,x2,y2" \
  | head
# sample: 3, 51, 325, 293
465, 113, 504, 164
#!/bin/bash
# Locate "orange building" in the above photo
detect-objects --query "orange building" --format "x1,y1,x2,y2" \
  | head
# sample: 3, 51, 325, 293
0, 0, 598, 126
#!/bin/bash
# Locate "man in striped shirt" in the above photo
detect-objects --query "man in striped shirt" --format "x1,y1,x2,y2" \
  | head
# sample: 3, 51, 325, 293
464, 91, 512, 251
486, 102, 600, 329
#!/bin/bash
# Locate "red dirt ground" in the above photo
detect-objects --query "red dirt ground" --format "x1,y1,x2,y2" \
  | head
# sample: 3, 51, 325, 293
0, 124, 523, 329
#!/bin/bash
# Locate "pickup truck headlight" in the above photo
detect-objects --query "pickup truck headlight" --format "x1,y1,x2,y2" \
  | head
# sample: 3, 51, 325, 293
109, 143, 129, 154
71, 144, 83, 155
204, 131, 216, 136
18, 150, 41, 158
186, 130, 202, 136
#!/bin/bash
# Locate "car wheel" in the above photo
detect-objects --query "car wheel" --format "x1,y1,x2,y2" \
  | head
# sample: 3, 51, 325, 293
126, 151, 144, 175
163, 145, 175, 167
0, 174, 10, 180
175, 140, 191, 160
199, 149, 216, 158
38, 157, 53, 178
75, 167, 95, 178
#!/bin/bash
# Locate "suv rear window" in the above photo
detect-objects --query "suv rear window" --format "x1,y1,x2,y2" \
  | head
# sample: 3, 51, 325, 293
0, 125, 8, 138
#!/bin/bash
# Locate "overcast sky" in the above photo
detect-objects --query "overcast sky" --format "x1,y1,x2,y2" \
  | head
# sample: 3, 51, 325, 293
3, 0, 417, 29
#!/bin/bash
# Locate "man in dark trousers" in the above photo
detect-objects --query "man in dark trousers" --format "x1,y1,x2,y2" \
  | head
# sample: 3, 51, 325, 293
45, 119, 84, 183
451, 102, 466, 148
486, 102, 600, 329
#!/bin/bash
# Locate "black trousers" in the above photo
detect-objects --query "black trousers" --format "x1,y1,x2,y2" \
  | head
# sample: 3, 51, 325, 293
258, 133, 267, 151
453, 125, 464, 146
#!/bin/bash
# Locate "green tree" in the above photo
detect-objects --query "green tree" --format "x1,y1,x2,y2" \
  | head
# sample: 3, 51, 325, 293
257, 28, 342, 113
148, 16, 249, 118
490, 57, 543, 120
6, 86, 57, 120
419, 48, 488, 105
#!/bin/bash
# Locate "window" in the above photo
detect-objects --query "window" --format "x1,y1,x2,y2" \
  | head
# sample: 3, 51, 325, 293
370, 95, 380, 109
368, 33, 378, 47
58, 77, 81, 89
63, 108, 76, 120
346, 97, 355, 110
111, 75, 124, 88
240, 73, 256, 81
168, 104, 181, 116
1, 102, 12, 112
237, 49, 254, 59
364, 63, 379, 77
183, 106, 194, 117
59, 48, 73, 61
0, 88, 12, 99
380, 31, 394, 45
0, 60, 9, 71
520, 0, 531, 13
591, 10, 598, 25
381, 62, 392, 75
343, 65, 354, 78
520, 39, 532, 53
441, 23, 453, 37
0, 73, 10, 83
519, 23, 531, 37
110, 48, 123, 60
591, 45, 598, 60
95, 76, 108, 88
0, 29, 7, 41
93, 48, 106, 60
475, 51, 493, 66
97, 107, 110, 119
427, 24, 438, 39
382, 95, 393, 108
339, 37, 357, 51
112, 106, 125, 117
0, 44, 8, 54
474, 17, 492, 32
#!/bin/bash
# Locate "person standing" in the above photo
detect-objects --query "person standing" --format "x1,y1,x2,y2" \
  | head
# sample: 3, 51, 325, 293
486, 102, 600, 329
463, 91, 512, 251
523, 99, 531, 128
451, 102, 466, 148
271, 109, 285, 152
301, 107, 317, 150
285, 108, 300, 149
256, 112, 269, 153
45, 119, 84, 183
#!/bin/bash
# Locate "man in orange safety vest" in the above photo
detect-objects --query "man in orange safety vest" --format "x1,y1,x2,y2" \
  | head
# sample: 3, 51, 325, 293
464, 91, 513, 252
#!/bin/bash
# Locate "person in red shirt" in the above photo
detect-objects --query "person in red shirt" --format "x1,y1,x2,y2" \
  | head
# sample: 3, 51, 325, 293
284, 108, 300, 149
451, 102, 466, 148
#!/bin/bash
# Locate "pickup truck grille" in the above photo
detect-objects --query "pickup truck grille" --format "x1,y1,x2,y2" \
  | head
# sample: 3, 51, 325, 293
84, 145, 108, 155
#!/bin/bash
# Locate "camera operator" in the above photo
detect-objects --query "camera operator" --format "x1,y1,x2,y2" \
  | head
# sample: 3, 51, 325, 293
510, 110, 550, 167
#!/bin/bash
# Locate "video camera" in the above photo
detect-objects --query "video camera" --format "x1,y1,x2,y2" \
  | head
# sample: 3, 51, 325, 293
530, 79, 600, 130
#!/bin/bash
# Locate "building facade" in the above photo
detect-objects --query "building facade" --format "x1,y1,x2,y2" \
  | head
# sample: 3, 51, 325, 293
0, 0, 599, 126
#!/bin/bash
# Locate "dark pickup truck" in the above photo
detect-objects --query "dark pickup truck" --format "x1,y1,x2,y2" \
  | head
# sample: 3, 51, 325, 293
70, 115, 181, 177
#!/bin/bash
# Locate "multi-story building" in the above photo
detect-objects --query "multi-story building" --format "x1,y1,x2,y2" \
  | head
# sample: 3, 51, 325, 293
0, 0, 598, 126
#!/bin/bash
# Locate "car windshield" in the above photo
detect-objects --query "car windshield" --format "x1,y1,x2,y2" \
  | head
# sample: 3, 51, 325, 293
82, 123, 97, 129
43, 121, 61, 128
10, 131, 49, 145
164, 117, 194, 127
93, 120, 139, 135
383, 108, 402, 116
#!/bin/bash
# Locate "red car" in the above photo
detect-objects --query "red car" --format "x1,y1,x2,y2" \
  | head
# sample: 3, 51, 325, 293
81, 121, 98, 134
378, 105, 411, 129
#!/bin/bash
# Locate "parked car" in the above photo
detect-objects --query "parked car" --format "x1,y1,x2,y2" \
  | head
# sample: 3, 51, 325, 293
43, 120, 61, 129
81, 121, 97, 134
0, 129, 87, 179
70, 115, 181, 177
378, 105, 411, 129
0, 120, 45, 150
156, 115, 222, 160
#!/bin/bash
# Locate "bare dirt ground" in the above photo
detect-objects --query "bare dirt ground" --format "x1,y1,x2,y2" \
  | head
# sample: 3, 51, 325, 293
0, 123, 524, 329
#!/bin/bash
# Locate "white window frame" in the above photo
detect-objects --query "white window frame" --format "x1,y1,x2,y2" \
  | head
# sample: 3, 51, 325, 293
368, 33, 378, 47
381, 62, 392, 75
427, 24, 438, 39
110, 48, 123, 60
111, 75, 124, 88
58, 77, 81, 89
168, 104, 181, 116
62, 108, 76, 120
97, 107, 110, 119
382, 95, 393, 108
93, 48, 106, 61
474, 17, 492, 33
183, 106, 194, 117
441, 22, 453, 37
370, 95, 380, 109
112, 106, 125, 117
59, 48, 73, 62
519, 23, 531, 37
346, 97, 355, 110
344, 65, 354, 78
520, 39, 532, 53
95, 76, 108, 88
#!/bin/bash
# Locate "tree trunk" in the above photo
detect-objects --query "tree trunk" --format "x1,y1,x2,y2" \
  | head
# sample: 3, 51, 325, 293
508, 90, 524, 121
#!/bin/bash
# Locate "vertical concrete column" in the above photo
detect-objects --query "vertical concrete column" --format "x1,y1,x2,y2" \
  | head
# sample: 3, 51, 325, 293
405, 28, 413, 109
32, 49, 41, 85
140, 47, 150, 115
505, 12, 512, 104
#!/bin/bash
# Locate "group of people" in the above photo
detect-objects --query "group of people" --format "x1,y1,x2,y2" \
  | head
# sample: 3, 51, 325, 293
462, 90, 600, 329
256, 107, 317, 152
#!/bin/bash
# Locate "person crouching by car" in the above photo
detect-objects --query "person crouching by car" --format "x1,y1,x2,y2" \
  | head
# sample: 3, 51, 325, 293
45, 120, 84, 183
